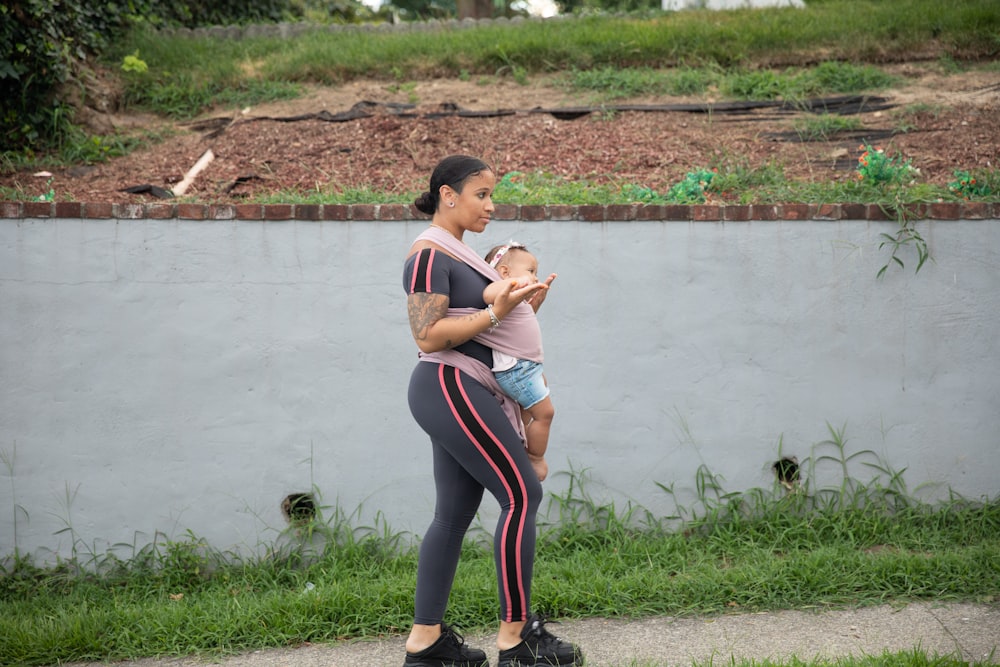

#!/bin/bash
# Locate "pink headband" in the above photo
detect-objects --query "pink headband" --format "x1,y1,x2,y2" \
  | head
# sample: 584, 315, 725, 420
488, 241, 526, 268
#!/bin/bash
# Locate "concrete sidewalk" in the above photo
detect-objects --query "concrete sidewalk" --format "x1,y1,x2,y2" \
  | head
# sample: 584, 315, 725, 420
68, 601, 999, 666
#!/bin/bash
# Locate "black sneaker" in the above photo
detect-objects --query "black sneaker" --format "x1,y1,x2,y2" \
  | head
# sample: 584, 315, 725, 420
497, 614, 584, 667
402, 624, 489, 667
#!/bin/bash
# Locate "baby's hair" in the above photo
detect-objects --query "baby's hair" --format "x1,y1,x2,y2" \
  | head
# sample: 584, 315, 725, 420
485, 241, 529, 268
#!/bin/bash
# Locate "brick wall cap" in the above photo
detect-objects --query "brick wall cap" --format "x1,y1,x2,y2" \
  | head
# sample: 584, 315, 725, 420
1, 201, 996, 221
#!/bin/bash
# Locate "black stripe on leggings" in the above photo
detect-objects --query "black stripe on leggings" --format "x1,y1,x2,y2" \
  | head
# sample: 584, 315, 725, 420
440, 365, 526, 619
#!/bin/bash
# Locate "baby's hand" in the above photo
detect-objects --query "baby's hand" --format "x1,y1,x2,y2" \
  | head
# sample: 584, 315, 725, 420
525, 273, 556, 309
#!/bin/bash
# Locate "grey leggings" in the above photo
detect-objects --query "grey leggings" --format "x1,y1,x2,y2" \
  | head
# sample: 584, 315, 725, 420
408, 361, 543, 624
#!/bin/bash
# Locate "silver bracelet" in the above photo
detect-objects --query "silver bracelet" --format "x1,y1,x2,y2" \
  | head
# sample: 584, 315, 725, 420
486, 304, 501, 329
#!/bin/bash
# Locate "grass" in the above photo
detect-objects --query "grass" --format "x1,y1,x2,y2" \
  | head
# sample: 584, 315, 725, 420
106, 0, 997, 120
561, 65, 721, 99
792, 113, 864, 142
243, 159, 1000, 208
559, 61, 898, 101
2, 431, 998, 666
0, 126, 174, 176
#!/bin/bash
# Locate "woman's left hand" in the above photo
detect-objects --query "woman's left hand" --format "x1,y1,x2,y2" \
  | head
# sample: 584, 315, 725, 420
494, 279, 547, 319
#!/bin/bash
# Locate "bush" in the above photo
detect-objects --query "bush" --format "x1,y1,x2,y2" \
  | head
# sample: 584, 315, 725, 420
0, 0, 308, 155
0, 0, 132, 152
141, 0, 296, 28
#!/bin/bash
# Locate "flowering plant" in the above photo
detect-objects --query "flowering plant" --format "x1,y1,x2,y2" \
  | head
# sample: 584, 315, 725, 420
947, 170, 991, 199
856, 144, 918, 186
36, 178, 55, 202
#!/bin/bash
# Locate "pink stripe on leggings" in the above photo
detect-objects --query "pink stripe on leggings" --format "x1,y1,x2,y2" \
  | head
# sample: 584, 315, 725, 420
437, 364, 529, 621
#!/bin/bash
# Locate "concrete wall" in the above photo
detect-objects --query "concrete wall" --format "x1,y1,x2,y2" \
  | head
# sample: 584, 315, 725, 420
2, 215, 998, 561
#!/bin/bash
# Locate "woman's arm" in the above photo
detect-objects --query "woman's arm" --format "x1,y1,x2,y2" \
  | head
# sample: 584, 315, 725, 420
407, 292, 495, 353
408, 281, 548, 354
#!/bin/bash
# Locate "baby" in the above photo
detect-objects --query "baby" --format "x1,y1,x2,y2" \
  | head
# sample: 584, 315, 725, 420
483, 242, 554, 482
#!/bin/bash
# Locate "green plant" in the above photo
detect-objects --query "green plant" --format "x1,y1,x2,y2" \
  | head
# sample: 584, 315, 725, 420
875, 211, 930, 279
665, 65, 720, 96
121, 51, 149, 74
158, 532, 218, 589
494, 170, 531, 201
294, 0, 377, 24
709, 160, 787, 204
0, 0, 131, 152
494, 48, 529, 85
402, 81, 420, 104
1, 444, 25, 560
34, 179, 55, 202
797, 61, 898, 95
664, 168, 718, 204
855, 143, 918, 187
139, 0, 302, 28
620, 183, 661, 203
849, 144, 931, 279
723, 68, 787, 100
564, 66, 669, 99
948, 169, 991, 199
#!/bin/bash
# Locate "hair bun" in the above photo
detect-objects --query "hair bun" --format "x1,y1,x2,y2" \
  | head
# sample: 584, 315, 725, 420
413, 191, 436, 216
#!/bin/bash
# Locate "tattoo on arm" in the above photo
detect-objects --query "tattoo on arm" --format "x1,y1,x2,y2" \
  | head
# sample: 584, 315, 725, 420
408, 292, 450, 347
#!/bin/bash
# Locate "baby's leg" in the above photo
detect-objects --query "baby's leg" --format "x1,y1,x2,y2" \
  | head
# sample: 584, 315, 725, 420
523, 396, 554, 457
523, 396, 554, 481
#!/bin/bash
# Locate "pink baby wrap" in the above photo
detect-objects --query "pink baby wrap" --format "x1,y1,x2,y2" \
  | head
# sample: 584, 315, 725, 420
413, 226, 545, 441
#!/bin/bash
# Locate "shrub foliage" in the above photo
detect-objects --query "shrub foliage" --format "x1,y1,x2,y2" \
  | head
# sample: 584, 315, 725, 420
1, 1, 128, 151
0, 0, 301, 153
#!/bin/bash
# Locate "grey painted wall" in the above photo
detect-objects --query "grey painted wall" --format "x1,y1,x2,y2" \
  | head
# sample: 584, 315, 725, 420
2, 217, 998, 561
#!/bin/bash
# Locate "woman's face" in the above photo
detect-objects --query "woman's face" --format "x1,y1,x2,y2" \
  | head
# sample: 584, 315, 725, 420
446, 169, 496, 233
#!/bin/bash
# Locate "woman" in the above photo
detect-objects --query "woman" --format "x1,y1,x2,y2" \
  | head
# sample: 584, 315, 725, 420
401, 155, 583, 667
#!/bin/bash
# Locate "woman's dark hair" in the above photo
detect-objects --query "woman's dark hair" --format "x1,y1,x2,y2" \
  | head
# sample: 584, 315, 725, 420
414, 155, 491, 215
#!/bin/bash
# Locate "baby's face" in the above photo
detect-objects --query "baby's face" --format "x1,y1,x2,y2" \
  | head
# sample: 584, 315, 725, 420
503, 251, 539, 284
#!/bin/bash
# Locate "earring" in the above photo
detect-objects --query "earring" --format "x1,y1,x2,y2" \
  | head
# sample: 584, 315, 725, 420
448, 202, 455, 207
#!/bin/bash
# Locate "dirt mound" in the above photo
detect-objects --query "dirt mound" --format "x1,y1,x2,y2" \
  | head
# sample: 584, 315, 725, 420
3, 64, 997, 203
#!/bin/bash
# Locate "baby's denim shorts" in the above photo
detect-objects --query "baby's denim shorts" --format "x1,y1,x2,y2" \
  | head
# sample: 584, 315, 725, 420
495, 359, 549, 409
